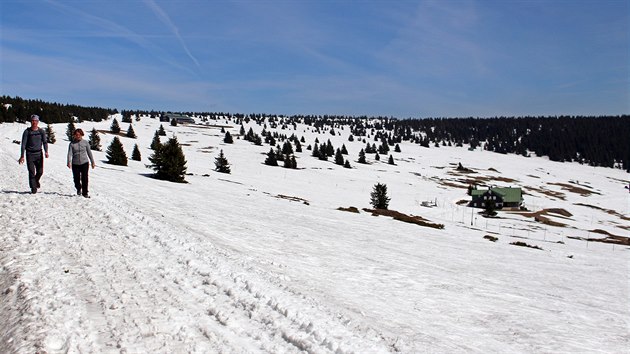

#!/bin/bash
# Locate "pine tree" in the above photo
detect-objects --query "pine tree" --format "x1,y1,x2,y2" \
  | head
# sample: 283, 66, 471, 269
388, 154, 395, 165
158, 124, 166, 136
264, 148, 278, 166
224, 131, 233, 144
334, 149, 344, 165
148, 136, 187, 182
170, 118, 178, 127
370, 183, 390, 210
375, 152, 380, 161
358, 149, 367, 164
46, 124, 56, 144
126, 124, 137, 138
282, 140, 294, 155
394, 144, 401, 153
110, 118, 121, 134
150, 131, 161, 150
106, 137, 128, 166
295, 140, 302, 153
89, 128, 101, 151
312, 143, 320, 158
66, 121, 76, 141
344, 160, 351, 168
341, 144, 348, 155
131, 144, 141, 161
214, 149, 231, 173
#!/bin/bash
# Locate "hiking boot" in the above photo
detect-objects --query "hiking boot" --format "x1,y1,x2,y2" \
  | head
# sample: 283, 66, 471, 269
77, 189, 81, 196
31, 188, 37, 194
82, 194, 90, 198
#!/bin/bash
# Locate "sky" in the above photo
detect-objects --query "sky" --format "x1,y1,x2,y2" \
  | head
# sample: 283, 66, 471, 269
1, 0, 628, 118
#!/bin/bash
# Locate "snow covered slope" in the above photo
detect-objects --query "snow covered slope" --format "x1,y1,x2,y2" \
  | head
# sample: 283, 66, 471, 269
1, 116, 628, 353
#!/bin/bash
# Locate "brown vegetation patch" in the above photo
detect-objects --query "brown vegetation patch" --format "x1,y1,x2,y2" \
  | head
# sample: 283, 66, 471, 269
510, 241, 543, 250
574, 203, 630, 221
456, 199, 469, 205
524, 186, 566, 200
362, 208, 445, 229
275, 194, 310, 205
484, 235, 498, 242
512, 208, 572, 227
337, 206, 360, 213
567, 233, 630, 246
527, 175, 540, 179
488, 168, 500, 173
548, 182, 600, 196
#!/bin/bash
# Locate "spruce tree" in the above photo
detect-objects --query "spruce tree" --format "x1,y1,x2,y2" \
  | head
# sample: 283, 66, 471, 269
341, 144, 348, 155
375, 152, 380, 161
131, 144, 141, 161
127, 124, 137, 138
46, 124, 56, 144
370, 183, 390, 210
334, 149, 345, 165
358, 149, 367, 164
150, 131, 161, 150
106, 137, 128, 166
312, 143, 320, 158
224, 131, 233, 144
158, 124, 167, 136
66, 121, 76, 141
388, 154, 395, 165
89, 128, 101, 151
110, 118, 121, 134
264, 148, 278, 166
149, 136, 187, 182
170, 118, 178, 126
395, 144, 401, 153
344, 160, 351, 168
214, 149, 231, 173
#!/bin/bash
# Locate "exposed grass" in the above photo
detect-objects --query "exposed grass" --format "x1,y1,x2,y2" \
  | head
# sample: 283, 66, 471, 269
510, 241, 543, 250
483, 235, 498, 242
548, 182, 601, 196
363, 208, 445, 229
337, 206, 360, 213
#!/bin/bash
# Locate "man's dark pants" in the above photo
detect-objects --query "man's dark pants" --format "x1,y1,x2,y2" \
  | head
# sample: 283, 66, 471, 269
26, 151, 43, 190
72, 163, 89, 196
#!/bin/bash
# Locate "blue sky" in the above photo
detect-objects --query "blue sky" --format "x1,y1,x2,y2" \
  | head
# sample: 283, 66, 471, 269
1, 0, 628, 117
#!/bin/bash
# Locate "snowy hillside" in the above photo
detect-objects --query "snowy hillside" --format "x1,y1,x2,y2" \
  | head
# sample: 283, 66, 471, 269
1, 116, 629, 353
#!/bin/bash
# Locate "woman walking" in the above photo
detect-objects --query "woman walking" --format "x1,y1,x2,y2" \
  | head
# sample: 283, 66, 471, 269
67, 128, 95, 198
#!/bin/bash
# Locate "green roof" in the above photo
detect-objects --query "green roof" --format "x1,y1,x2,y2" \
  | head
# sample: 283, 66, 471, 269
471, 187, 522, 203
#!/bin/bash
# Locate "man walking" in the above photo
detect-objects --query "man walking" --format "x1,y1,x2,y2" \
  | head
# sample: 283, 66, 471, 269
18, 115, 49, 194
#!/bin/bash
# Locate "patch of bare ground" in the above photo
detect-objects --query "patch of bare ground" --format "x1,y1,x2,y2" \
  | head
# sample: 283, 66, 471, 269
483, 235, 498, 242
275, 194, 310, 205
337, 206, 360, 213
574, 203, 630, 221
488, 167, 500, 173
523, 186, 566, 200
362, 208, 445, 229
567, 230, 630, 246
430, 177, 468, 189
97, 129, 128, 138
527, 174, 540, 179
456, 199, 469, 205
606, 176, 630, 184
548, 182, 601, 196
510, 241, 543, 250
511, 208, 572, 227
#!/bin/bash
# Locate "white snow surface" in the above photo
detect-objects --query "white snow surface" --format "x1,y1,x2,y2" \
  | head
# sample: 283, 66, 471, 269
1, 116, 629, 353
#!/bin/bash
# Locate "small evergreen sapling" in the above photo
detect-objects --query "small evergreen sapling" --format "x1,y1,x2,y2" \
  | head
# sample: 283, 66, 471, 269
264, 148, 278, 166
158, 124, 167, 136
224, 131, 233, 144
126, 124, 137, 139
388, 154, 395, 165
358, 149, 367, 164
334, 149, 344, 165
110, 118, 121, 134
370, 183, 390, 210
106, 137, 128, 166
46, 124, 56, 144
89, 128, 101, 151
66, 121, 76, 141
214, 149, 231, 174
131, 144, 141, 161
150, 131, 161, 150
148, 136, 187, 182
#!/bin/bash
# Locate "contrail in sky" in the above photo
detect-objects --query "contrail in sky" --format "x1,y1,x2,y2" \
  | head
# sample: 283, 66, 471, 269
143, 0, 201, 68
